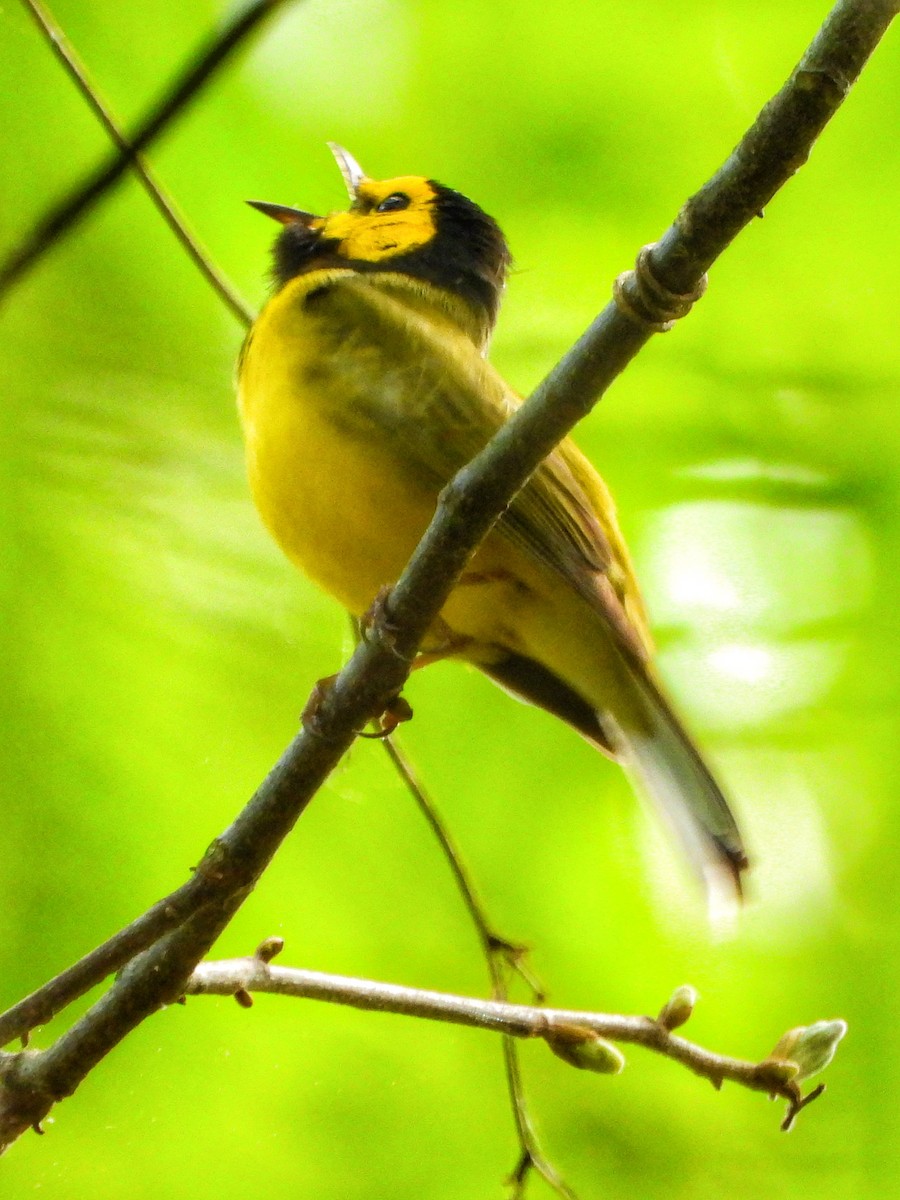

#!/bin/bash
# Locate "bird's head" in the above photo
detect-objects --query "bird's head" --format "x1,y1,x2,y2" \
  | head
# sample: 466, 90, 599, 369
248, 144, 511, 336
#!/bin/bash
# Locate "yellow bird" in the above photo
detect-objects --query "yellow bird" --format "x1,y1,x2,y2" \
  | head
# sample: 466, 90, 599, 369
238, 144, 748, 901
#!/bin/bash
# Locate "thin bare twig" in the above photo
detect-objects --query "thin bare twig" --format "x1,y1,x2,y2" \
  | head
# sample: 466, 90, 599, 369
179, 955, 832, 1133
363, 599, 566, 1197
17, 0, 255, 325
0, 0, 295, 298
359, 588, 561, 1193
381, 736, 501, 958
381, 736, 571, 1199
503, 1035, 578, 1200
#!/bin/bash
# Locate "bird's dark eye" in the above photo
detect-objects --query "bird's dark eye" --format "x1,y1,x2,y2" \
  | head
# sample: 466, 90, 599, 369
376, 192, 411, 214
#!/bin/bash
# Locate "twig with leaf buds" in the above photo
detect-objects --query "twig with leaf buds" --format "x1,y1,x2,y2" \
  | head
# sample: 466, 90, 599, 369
184, 940, 847, 1135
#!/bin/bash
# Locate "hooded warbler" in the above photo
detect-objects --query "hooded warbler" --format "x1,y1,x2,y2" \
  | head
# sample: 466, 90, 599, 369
238, 144, 748, 902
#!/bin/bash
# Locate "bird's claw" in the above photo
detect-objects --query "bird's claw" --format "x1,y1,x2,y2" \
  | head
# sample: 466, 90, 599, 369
360, 695, 414, 739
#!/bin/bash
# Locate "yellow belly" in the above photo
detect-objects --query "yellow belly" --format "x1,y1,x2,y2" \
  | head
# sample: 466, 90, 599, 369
253, 411, 439, 615
239, 356, 432, 615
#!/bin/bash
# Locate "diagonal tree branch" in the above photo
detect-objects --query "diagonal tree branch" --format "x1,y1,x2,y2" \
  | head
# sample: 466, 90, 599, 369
0, 860, 253, 1050
0, 0, 296, 298
0, 894, 251, 1145
0, 0, 893, 1157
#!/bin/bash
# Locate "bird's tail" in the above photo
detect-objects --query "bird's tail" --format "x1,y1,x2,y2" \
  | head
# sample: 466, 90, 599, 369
601, 660, 748, 908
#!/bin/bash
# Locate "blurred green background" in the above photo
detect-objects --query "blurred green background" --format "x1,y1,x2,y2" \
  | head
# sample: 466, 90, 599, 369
1, 1, 898, 1196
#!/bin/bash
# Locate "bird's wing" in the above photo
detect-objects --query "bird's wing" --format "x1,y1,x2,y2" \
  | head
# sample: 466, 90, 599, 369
303, 274, 651, 658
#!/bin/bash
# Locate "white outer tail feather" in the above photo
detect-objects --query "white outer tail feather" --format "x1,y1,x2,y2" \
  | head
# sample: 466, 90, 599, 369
601, 664, 747, 913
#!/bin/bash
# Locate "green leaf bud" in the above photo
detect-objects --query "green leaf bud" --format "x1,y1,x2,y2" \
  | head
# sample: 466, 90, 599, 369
790, 1019, 847, 1082
658, 985, 699, 1031
549, 1032, 625, 1075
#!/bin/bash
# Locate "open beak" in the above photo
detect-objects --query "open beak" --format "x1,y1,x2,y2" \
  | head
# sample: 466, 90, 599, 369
246, 200, 320, 226
247, 143, 368, 224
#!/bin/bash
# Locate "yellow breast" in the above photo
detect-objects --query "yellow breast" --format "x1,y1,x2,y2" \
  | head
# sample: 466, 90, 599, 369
238, 270, 442, 616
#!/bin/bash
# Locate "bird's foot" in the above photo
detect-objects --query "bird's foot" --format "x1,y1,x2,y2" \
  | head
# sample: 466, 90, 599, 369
302, 673, 413, 741
300, 674, 342, 741
358, 586, 413, 663
359, 694, 414, 739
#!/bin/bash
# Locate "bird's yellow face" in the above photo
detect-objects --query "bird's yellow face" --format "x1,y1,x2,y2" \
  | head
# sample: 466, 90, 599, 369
248, 146, 512, 338
318, 176, 439, 263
